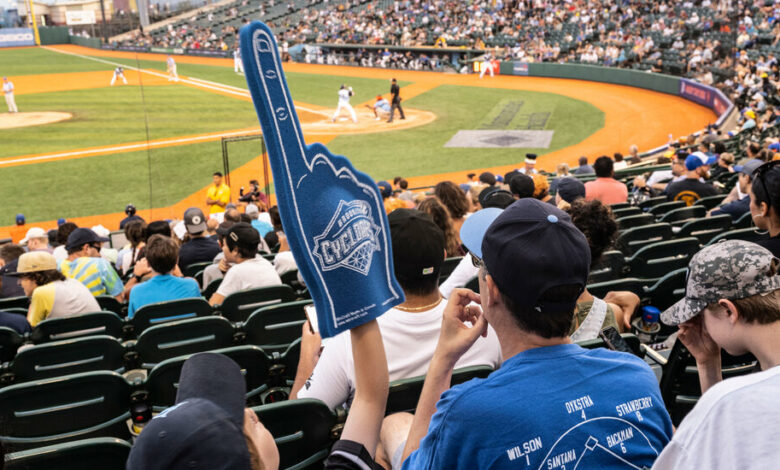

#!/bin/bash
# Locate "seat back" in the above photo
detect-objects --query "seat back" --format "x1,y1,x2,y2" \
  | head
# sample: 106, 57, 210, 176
131, 297, 213, 335
201, 278, 223, 299
253, 399, 337, 470
616, 214, 654, 230
0, 296, 30, 311
608, 202, 631, 211
693, 194, 726, 210
587, 251, 626, 283
676, 214, 732, 244
614, 223, 673, 255
586, 278, 645, 301
658, 206, 706, 224
610, 207, 641, 219
733, 211, 754, 229
182, 261, 213, 278
244, 300, 310, 353
0, 371, 131, 451
638, 196, 668, 211
31, 311, 124, 344
644, 268, 687, 311
4, 437, 131, 470
576, 333, 642, 357
219, 285, 296, 323
10, 336, 126, 383
145, 345, 272, 410
648, 200, 685, 216
707, 228, 769, 245
0, 326, 24, 363
439, 257, 463, 282
627, 238, 700, 280
135, 316, 237, 368
386, 366, 493, 414
95, 296, 123, 315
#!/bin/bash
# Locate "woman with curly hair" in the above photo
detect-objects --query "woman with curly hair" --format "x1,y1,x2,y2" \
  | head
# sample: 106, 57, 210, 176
417, 197, 465, 257
434, 181, 470, 237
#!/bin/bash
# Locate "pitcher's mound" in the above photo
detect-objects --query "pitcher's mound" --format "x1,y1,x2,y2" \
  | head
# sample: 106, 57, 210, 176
0, 112, 73, 130
302, 108, 436, 135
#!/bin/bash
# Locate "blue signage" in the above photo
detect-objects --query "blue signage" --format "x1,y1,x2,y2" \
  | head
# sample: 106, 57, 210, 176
0, 28, 34, 47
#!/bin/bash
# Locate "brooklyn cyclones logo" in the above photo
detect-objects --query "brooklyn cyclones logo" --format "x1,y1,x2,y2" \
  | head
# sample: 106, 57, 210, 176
313, 200, 381, 275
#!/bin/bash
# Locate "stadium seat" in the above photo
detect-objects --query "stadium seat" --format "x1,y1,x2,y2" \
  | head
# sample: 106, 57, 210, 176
439, 256, 463, 282
130, 297, 213, 335
0, 296, 29, 311
252, 399, 339, 470
133, 316, 237, 369
614, 223, 673, 255
675, 214, 732, 244
144, 345, 272, 410
182, 261, 213, 278
202, 278, 223, 299
576, 333, 642, 357
608, 202, 631, 211
644, 268, 687, 311
386, 365, 494, 414
625, 238, 700, 280
611, 207, 641, 219
648, 201, 686, 217
659, 339, 757, 426
638, 196, 668, 211
30, 311, 124, 344
616, 214, 654, 230
0, 326, 24, 363
733, 211, 754, 229
587, 251, 626, 283
4, 437, 131, 470
0, 371, 132, 451
707, 228, 769, 245
218, 285, 296, 323
243, 300, 310, 353
658, 206, 707, 225
96, 296, 124, 316
7, 335, 126, 384
694, 194, 727, 210
586, 278, 645, 301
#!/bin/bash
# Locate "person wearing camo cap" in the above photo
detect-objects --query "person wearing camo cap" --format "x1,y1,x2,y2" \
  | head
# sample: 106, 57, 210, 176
653, 240, 780, 469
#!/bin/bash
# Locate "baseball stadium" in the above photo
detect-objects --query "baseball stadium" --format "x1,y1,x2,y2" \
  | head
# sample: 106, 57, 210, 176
0, 0, 779, 468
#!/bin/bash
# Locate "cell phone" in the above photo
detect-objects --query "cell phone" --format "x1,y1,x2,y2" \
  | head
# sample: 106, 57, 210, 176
598, 327, 634, 355
304, 305, 319, 335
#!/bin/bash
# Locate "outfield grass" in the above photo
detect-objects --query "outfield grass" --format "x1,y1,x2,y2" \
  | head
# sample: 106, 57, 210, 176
0, 47, 113, 75
327, 85, 605, 180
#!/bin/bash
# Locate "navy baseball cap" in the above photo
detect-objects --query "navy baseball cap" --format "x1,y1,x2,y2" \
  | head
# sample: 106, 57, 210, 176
377, 181, 392, 198
389, 209, 445, 282
15, 214, 24, 225
66, 227, 109, 251
126, 353, 250, 470
556, 177, 586, 203
478, 187, 515, 209
461, 199, 590, 313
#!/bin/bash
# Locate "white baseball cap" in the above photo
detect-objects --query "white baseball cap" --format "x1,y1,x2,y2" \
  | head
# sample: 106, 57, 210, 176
20, 227, 47, 245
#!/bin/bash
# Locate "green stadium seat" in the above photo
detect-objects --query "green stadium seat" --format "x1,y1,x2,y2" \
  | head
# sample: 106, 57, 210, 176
0, 296, 29, 311
386, 365, 494, 414
616, 214, 654, 230
182, 261, 213, 278
252, 399, 339, 470
218, 285, 296, 323
243, 300, 310, 353
733, 211, 754, 229
615, 223, 673, 255
576, 333, 642, 357
586, 278, 645, 301
648, 201, 686, 217
675, 214, 732, 244
201, 278, 223, 299
644, 268, 687, 311
130, 297, 213, 336
658, 206, 706, 225
626, 238, 700, 280
8, 335, 126, 383
96, 296, 124, 316
31, 311, 124, 344
693, 194, 727, 210
707, 227, 769, 245
608, 202, 631, 211
588, 251, 626, 283
0, 326, 24, 363
638, 196, 668, 211
134, 316, 237, 369
611, 207, 641, 219
439, 256, 463, 282
4, 437, 131, 470
0, 371, 131, 451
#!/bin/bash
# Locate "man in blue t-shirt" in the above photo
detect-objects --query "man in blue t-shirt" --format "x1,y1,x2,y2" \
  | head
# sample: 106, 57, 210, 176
392, 199, 672, 469
128, 234, 201, 318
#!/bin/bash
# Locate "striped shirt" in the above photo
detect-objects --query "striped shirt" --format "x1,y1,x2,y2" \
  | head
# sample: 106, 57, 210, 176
60, 257, 124, 297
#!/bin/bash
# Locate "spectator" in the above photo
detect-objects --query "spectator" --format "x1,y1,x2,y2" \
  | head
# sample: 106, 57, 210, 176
531, 173, 554, 205
119, 203, 145, 230
710, 152, 735, 179
0, 244, 26, 298
120, 220, 147, 275
653, 241, 780, 468
20, 227, 50, 252
613, 152, 627, 171
52, 222, 77, 263
572, 156, 595, 174
710, 159, 762, 220
60, 228, 124, 301
127, 352, 279, 470
517, 153, 538, 175
478, 171, 496, 186
146, 220, 173, 238
206, 171, 231, 215
508, 172, 535, 199
584, 156, 629, 205
200, 220, 235, 289
749, 162, 780, 257
396, 178, 413, 202
127, 235, 201, 319
393, 199, 672, 469
378, 181, 406, 214
627, 144, 642, 164
238, 179, 268, 207
417, 197, 464, 257
0, 309, 30, 334
13, 251, 99, 327
293, 209, 501, 409
245, 204, 273, 237
666, 152, 719, 205
549, 163, 571, 194
178, 207, 221, 271
208, 223, 281, 305
434, 181, 470, 240
554, 177, 586, 210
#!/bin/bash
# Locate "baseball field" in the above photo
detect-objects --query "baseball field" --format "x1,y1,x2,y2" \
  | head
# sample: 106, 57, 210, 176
0, 45, 718, 236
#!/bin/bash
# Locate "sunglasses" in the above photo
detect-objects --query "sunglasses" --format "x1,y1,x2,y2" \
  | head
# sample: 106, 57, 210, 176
469, 251, 483, 269
753, 160, 780, 209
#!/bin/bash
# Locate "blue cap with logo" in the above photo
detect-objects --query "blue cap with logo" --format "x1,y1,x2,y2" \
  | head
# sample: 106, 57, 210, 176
685, 151, 718, 171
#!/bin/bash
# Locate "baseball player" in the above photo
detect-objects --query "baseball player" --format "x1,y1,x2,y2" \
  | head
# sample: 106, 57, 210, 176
365, 94, 391, 120
166, 55, 178, 82
479, 51, 494, 79
110, 66, 128, 86
233, 47, 244, 74
331, 84, 357, 123
3, 76, 18, 113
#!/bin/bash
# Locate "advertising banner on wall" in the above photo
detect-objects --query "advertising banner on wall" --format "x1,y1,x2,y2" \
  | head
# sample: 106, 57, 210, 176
679, 79, 732, 120
0, 28, 35, 47
65, 10, 96, 25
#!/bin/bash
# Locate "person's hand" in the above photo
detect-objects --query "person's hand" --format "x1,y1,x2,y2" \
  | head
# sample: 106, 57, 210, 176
218, 257, 230, 273
434, 289, 488, 367
300, 320, 322, 367
133, 258, 152, 278
633, 176, 647, 188
604, 291, 641, 331
278, 233, 290, 252
243, 408, 280, 470
678, 315, 720, 365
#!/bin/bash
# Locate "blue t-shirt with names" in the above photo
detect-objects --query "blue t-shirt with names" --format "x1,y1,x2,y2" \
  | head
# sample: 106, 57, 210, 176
128, 274, 201, 318
402, 344, 672, 470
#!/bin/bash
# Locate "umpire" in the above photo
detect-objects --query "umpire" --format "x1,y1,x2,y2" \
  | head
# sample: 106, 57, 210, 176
388, 78, 406, 123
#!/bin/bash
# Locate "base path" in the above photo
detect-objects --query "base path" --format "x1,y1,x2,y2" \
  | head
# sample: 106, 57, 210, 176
0, 111, 73, 130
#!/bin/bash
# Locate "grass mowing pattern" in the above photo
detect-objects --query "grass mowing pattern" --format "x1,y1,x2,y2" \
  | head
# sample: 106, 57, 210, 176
0, 47, 113, 75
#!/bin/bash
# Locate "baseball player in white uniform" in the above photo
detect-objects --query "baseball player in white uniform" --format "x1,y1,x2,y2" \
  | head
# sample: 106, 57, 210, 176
233, 47, 244, 74
110, 66, 128, 86
331, 84, 357, 123
3, 77, 18, 113
166, 55, 178, 82
479, 52, 495, 79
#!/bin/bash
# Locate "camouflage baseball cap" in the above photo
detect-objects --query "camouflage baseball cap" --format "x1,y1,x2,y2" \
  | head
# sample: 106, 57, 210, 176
662, 240, 780, 325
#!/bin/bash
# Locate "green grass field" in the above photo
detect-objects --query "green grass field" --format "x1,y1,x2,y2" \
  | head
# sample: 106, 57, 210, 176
0, 47, 605, 225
